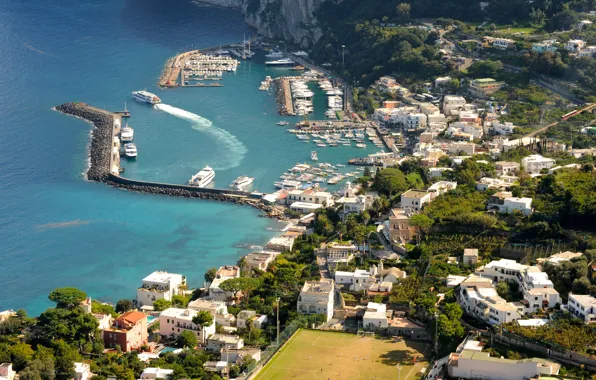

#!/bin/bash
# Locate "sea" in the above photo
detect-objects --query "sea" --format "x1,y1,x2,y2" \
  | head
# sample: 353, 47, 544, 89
0, 0, 385, 315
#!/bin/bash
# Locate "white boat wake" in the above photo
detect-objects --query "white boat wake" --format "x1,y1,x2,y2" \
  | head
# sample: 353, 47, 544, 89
154, 103, 247, 170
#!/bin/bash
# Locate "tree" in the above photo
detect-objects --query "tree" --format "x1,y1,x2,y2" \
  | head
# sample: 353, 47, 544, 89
177, 330, 198, 349
496, 281, 511, 300
53, 341, 77, 380
48, 287, 87, 309
115, 299, 133, 313
91, 301, 116, 317
336, 222, 347, 242
410, 214, 434, 244
204, 268, 218, 284
467, 60, 503, 78
152, 299, 172, 311
361, 210, 371, 226
396, 3, 411, 21
314, 213, 334, 236
9, 343, 34, 370
219, 278, 261, 303
572, 277, 591, 294
192, 311, 215, 344
20, 358, 55, 380
373, 168, 407, 197
172, 295, 190, 308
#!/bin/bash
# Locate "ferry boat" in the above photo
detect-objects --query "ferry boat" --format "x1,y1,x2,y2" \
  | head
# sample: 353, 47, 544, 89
120, 124, 134, 142
132, 90, 161, 105
231, 176, 254, 189
311, 151, 318, 161
124, 143, 137, 158
189, 166, 215, 187
265, 58, 294, 66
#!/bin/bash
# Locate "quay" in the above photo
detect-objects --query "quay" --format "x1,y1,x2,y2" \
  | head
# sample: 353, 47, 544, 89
54, 102, 280, 216
159, 50, 200, 88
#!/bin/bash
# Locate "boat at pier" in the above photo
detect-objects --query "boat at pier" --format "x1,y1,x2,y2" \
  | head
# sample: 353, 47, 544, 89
265, 58, 294, 66
120, 124, 134, 142
274, 180, 302, 190
132, 90, 161, 105
311, 151, 318, 161
231, 176, 254, 189
265, 51, 284, 59
189, 166, 215, 187
124, 143, 137, 158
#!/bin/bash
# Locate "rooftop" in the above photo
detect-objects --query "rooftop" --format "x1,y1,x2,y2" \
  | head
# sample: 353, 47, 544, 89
464, 248, 479, 257
159, 307, 198, 321
216, 266, 240, 278
209, 334, 243, 344
301, 280, 334, 294
401, 189, 429, 199
116, 311, 146, 325
142, 271, 183, 284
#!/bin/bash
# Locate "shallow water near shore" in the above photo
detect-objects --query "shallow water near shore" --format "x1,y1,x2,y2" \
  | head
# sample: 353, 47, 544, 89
0, 0, 382, 314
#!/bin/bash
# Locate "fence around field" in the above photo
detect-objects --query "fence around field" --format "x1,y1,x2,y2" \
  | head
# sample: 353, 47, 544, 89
242, 321, 301, 379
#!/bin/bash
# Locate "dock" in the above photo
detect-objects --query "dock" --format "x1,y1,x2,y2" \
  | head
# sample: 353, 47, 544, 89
159, 50, 200, 88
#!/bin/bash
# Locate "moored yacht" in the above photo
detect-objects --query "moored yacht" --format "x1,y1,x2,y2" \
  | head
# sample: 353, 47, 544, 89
124, 143, 137, 158
265, 58, 294, 66
231, 176, 254, 189
311, 151, 318, 161
189, 166, 215, 187
120, 124, 134, 142
132, 90, 161, 105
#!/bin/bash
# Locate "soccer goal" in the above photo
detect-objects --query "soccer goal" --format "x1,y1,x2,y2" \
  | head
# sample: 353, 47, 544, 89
357, 330, 375, 338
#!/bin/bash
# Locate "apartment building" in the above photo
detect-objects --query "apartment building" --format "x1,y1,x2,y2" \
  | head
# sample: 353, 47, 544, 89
400, 189, 432, 212
159, 307, 216, 344
297, 280, 335, 322
568, 293, 596, 323
521, 154, 556, 174
136, 271, 185, 307
468, 78, 505, 99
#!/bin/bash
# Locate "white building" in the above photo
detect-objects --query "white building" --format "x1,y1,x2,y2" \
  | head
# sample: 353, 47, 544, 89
140, 368, 174, 380
447, 122, 483, 140
159, 307, 216, 343
236, 310, 268, 329
286, 189, 334, 207
532, 41, 558, 53
442, 95, 467, 116
568, 293, 596, 323
492, 37, 515, 49
487, 192, 533, 215
265, 236, 295, 252
521, 154, 556, 174
334, 267, 376, 292
74, 363, 92, 380
490, 121, 516, 135
297, 280, 335, 322
400, 189, 432, 212
565, 39, 586, 52
463, 249, 478, 266
206, 334, 244, 352
476, 177, 509, 191
579, 46, 596, 57
495, 161, 519, 175
427, 181, 457, 199
363, 302, 388, 330
209, 266, 241, 301
290, 202, 323, 213
448, 348, 560, 379
0, 364, 15, 380
459, 275, 522, 325
537, 251, 583, 266
188, 299, 234, 327
136, 271, 185, 307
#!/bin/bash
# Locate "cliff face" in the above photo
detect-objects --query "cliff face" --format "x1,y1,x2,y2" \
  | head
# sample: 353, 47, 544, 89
194, 0, 337, 47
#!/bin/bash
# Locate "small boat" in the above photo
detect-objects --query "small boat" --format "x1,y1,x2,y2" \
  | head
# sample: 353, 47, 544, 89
124, 143, 137, 158
277, 121, 289, 126
317, 143, 327, 147
311, 151, 318, 161
274, 180, 302, 190
189, 166, 215, 187
231, 176, 254, 189
356, 143, 367, 148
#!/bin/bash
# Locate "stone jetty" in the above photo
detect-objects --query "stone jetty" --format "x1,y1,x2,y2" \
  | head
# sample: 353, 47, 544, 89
54, 102, 286, 219
274, 77, 294, 116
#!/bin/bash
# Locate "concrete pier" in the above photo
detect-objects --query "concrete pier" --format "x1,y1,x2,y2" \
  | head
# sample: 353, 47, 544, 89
274, 78, 294, 116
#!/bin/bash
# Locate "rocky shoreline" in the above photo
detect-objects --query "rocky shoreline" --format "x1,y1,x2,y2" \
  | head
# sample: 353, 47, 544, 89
54, 102, 287, 219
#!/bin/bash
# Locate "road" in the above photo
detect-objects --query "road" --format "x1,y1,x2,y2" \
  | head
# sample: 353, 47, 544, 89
425, 356, 448, 380
522, 102, 596, 138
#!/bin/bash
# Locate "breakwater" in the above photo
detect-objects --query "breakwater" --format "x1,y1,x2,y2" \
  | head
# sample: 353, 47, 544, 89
55, 102, 114, 182
274, 77, 294, 116
55, 102, 284, 217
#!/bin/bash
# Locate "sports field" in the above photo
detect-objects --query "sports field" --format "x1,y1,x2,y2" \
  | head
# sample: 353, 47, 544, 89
254, 329, 431, 380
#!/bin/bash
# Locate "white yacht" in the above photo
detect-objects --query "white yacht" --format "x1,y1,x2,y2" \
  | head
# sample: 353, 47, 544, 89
132, 90, 161, 105
124, 143, 137, 158
189, 166, 215, 187
120, 124, 134, 142
231, 176, 254, 189
311, 151, 318, 161
265, 58, 294, 66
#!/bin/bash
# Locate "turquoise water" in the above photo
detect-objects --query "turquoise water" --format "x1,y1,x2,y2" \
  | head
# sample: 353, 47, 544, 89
0, 0, 382, 315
